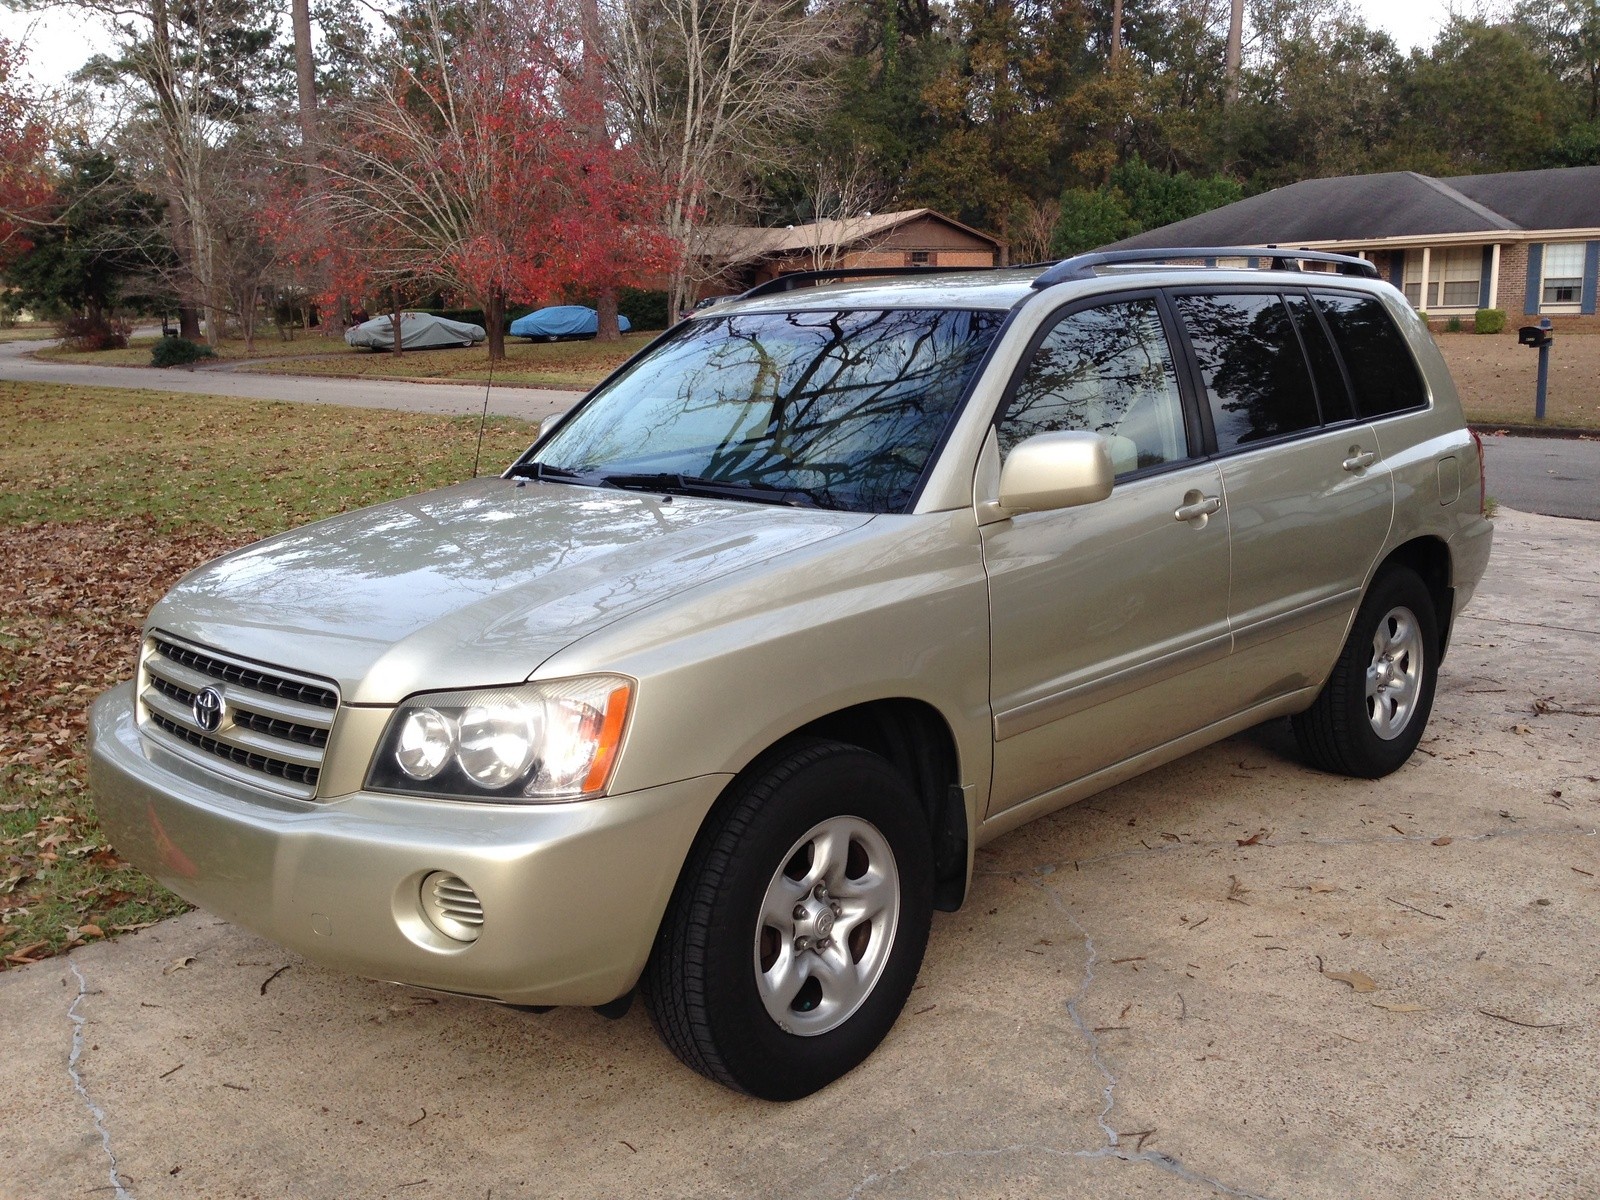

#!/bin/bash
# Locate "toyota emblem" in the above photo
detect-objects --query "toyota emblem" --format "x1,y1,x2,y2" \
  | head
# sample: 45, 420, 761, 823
191, 686, 227, 733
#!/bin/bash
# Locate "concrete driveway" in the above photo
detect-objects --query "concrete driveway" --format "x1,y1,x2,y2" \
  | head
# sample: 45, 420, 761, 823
0, 338, 582, 424
2, 505, 1596, 1200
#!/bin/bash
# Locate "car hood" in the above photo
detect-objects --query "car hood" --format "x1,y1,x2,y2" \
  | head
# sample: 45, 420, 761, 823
148, 477, 872, 704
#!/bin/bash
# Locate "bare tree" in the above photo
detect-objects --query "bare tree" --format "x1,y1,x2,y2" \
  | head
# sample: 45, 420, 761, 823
1009, 196, 1061, 265
60, 0, 282, 342
796, 145, 889, 270
605, 0, 844, 316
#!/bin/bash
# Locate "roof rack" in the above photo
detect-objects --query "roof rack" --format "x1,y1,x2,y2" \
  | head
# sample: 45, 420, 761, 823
738, 264, 996, 301
1031, 247, 1379, 290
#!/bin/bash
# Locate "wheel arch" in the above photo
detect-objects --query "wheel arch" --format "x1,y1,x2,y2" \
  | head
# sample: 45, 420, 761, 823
677, 699, 969, 918
1376, 536, 1454, 657
787, 699, 968, 912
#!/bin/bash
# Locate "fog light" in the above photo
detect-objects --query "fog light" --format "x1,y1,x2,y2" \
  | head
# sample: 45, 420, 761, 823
420, 871, 483, 943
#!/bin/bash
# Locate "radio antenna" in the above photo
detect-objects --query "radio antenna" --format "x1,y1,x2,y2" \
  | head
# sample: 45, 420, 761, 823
471, 331, 495, 478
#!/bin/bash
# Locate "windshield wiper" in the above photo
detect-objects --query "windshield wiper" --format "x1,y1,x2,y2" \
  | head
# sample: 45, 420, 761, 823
597, 472, 825, 509
505, 461, 595, 484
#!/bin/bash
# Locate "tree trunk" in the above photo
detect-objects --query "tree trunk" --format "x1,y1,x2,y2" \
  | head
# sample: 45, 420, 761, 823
390, 286, 403, 354
595, 286, 621, 341
486, 288, 505, 361
291, 0, 340, 332
291, 0, 318, 158
178, 305, 201, 340
1110, 0, 1123, 67
579, 0, 625, 340
1225, 0, 1243, 104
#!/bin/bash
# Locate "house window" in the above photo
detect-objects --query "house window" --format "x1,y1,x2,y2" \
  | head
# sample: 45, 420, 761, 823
907, 251, 934, 266
1541, 243, 1585, 311
1402, 248, 1481, 309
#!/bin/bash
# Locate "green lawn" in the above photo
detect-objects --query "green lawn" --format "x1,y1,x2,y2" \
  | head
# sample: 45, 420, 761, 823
38, 330, 652, 390
0, 324, 54, 344
33, 331, 352, 367
0, 381, 540, 968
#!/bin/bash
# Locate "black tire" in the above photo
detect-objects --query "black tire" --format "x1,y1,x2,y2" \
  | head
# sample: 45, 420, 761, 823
1292, 566, 1440, 778
641, 739, 933, 1100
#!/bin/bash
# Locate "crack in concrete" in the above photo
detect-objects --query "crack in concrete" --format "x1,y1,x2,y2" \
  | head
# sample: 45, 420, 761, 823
68, 960, 133, 1200
976, 821, 1598, 878
1035, 881, 1277, 1199
840, 887, 1277, 1200
1057, 897, 1120, 1145
842, 1140, 1270, 1200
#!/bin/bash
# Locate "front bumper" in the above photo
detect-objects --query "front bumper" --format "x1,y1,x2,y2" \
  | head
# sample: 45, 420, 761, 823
89, 683, 729, 1006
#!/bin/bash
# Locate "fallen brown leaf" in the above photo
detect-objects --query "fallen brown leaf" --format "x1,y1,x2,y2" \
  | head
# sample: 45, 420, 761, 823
1323, 969, 1378, 993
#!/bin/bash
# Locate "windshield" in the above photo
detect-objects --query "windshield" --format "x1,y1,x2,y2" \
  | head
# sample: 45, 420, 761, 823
522, 308, 1003, 513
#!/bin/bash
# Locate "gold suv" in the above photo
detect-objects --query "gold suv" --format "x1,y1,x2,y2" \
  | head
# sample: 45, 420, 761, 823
89, 250, 1493, 1099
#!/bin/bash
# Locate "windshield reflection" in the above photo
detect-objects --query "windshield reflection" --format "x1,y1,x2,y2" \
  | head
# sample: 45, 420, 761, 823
527, 308, 1003, 513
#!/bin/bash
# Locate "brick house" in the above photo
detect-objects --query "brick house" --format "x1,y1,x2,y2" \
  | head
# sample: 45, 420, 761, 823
700, 209, 1004, 295
1110, 166, 1600, 331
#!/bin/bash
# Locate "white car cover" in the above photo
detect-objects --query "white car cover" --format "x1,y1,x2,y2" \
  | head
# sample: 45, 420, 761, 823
345, 312, 487, 349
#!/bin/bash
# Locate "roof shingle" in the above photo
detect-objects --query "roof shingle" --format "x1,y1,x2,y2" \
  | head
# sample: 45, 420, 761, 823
1109, 165, 1600, 249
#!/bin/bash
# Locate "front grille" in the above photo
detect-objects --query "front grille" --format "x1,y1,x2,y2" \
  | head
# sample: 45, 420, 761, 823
138, 633, 340, 800
154, 638, 337, 709
148, 713, 322, 787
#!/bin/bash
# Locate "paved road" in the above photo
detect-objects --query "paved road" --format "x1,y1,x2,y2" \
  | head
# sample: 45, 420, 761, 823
3, 507, 1596, 1199
0, 338, 582, 424
1480, 432, 1600, 521
5, 339, 1595, 518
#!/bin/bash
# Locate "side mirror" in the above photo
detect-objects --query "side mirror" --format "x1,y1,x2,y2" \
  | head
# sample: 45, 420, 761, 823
997, 431, 1114, 515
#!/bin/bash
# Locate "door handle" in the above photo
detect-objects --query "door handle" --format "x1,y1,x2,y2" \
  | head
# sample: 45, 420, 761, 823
1173, 495, 1222, 522
1343, 449, 1376, 472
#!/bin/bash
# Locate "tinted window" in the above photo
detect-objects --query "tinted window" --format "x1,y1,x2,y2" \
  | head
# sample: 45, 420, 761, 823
1172, 292, 1320, 452
1313, 292, 1428, 418
998, 298, 1188, 477
1285, 294, 1354, 422
535, 308, 1002, 513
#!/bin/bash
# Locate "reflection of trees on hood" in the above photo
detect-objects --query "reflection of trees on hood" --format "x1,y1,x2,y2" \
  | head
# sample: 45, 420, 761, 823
167, 478, 861, 647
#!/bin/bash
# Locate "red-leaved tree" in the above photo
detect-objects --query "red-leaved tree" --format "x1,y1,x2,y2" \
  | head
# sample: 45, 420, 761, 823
0, 38, 55, 268
312, 0, 671, 359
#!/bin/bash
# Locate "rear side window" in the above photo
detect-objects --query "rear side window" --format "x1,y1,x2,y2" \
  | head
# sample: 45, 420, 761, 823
1172, 293, 1320, 451
1312, 292, 1428, 418
1285, 294, 1354, 423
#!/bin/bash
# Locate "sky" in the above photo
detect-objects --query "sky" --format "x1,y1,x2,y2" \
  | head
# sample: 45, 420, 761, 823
3, 0, 1466, 90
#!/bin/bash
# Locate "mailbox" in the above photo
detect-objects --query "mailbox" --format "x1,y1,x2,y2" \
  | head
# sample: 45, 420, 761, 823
1518, 320, 1553, 348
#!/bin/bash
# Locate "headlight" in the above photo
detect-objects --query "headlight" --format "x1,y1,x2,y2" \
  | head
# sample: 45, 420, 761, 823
367, 677, 632, 801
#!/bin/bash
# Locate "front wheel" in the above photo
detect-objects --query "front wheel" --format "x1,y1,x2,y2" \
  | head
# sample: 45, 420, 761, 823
1293, 566, 1440, 778
642, 740, 933, 1100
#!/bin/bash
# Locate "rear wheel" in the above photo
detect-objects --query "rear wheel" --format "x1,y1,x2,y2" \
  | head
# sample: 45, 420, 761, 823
1293, 566, 1440, 778
642, 740, 933, 1100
